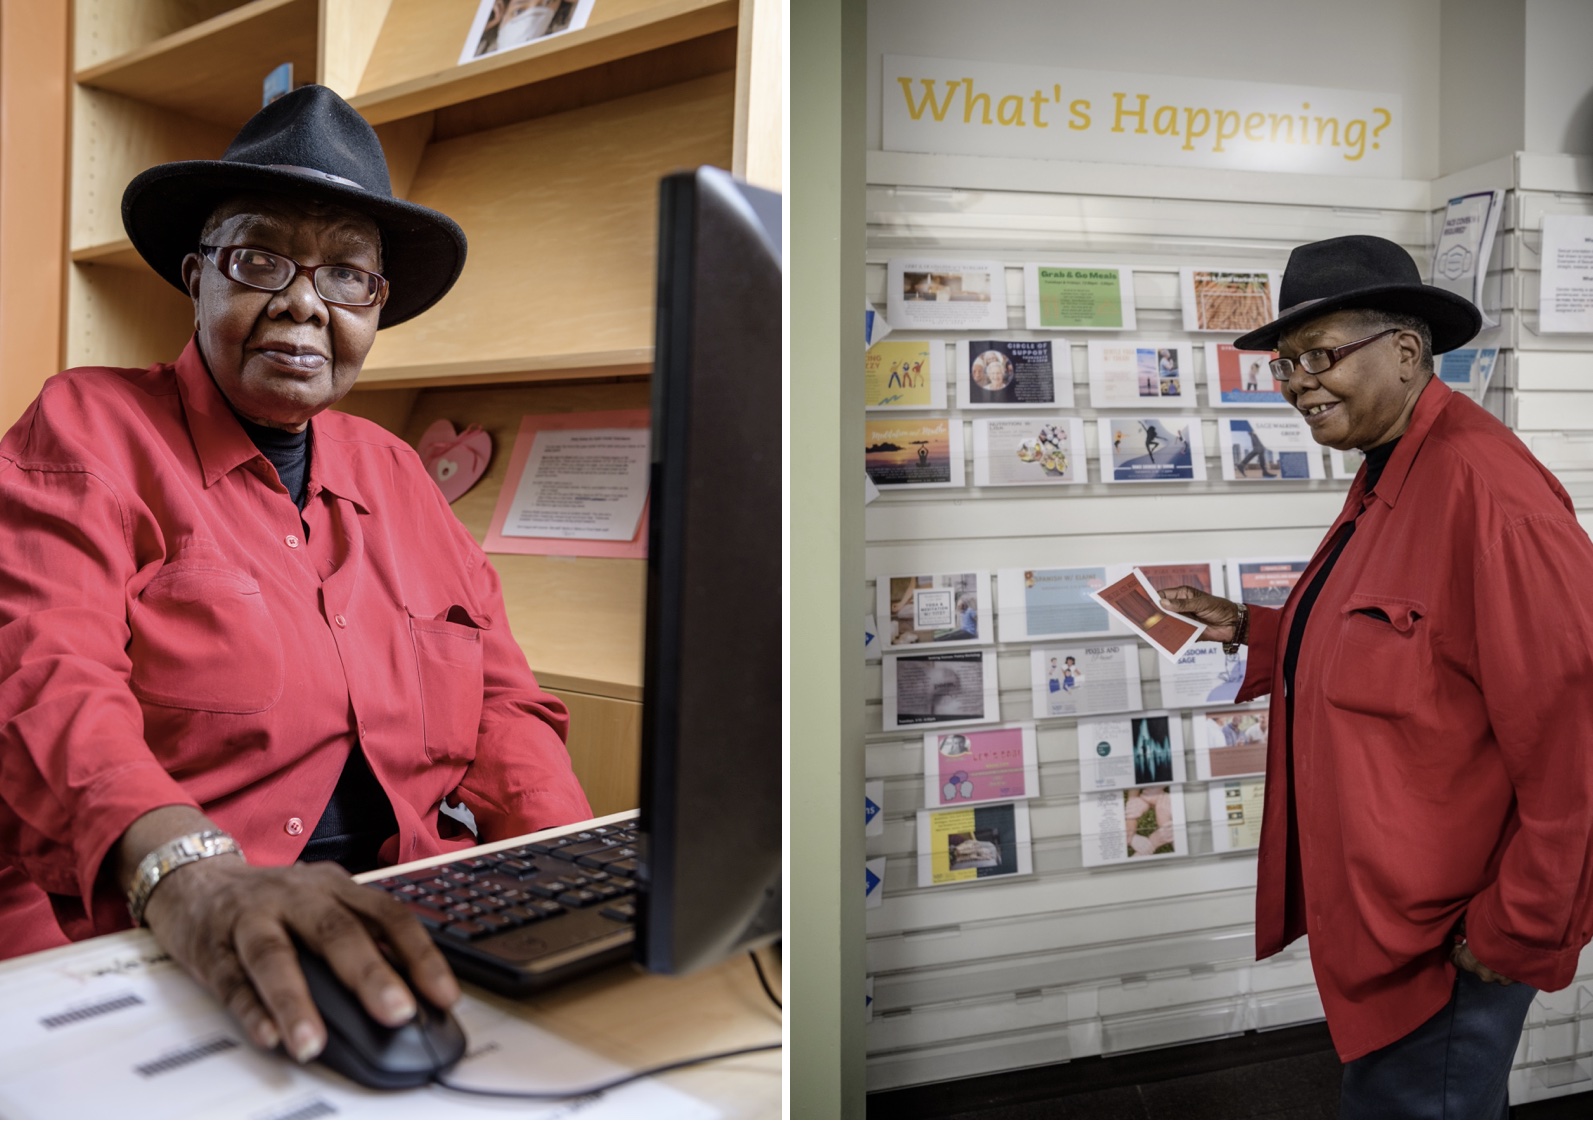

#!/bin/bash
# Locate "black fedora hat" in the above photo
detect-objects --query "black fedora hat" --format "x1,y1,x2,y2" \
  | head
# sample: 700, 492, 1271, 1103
122, 84, 466, 329
1233, 235, 1480, 355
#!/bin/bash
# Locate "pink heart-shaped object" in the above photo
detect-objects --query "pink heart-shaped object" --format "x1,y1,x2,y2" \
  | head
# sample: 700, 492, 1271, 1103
419, 419, 493, 503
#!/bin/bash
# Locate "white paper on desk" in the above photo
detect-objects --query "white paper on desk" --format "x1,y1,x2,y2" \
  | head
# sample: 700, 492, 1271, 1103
1538, 214, 1593, 333
0, 937, 716, 1120
500, 428, 650, 541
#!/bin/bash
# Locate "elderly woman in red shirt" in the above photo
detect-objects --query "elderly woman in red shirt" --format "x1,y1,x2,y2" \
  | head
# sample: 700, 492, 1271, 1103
1163, 235, 1593, 1119
0, 86, 590, 1067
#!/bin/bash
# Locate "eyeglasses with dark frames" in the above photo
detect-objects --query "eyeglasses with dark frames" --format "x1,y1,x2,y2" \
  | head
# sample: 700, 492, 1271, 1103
200, 244, 388, 308
1268, 327, 1400, 382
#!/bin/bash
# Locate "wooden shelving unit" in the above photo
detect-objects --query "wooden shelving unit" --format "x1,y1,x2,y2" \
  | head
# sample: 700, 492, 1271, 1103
64, 0, 781, 815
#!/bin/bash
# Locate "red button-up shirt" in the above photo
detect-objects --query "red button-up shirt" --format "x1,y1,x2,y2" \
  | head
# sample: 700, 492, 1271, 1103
0, 340, 591, 958
1239, 376, 1593, 1061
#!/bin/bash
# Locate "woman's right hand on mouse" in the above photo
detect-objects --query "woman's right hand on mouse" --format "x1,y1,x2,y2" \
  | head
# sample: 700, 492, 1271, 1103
115, 805, 460, 1063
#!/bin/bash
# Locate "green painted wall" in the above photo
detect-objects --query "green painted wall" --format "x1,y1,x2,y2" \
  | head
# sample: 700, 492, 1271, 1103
790, 0, 866, 1116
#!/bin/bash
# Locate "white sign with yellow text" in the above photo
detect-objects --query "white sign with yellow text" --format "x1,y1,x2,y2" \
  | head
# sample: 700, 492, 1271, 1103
883, 55, 1401, 178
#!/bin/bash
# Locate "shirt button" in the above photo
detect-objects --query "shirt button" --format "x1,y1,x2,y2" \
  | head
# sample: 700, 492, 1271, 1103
285, 817, 304, 836
285, 534, 300, 549
334, 614, 347, 628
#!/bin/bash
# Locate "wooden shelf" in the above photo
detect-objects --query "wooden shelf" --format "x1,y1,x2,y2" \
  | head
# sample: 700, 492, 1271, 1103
357, 349, 652, 390
70, 238, 143, 268
75, 0, 318, 127
363, 71, 732, 379
350, 0, 735, 125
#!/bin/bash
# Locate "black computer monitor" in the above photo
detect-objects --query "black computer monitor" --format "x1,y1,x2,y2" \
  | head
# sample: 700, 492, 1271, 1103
635, 166, 782, 975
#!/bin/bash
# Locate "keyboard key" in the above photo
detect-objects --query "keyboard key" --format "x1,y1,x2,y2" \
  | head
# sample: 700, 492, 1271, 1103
498, 889, 531, 904
591, 884, 626, 902
607, 876, 636, 891
601, 902, 636, 923
475, 914, 514, 934
557, 839, 619, 862
443, 888, 481, 903
528, 880, 571, 899
450, 858, 495, 872
447, 903, 485, 919
604, 857, 639, 877
495, 859, 538, 878
576, 844, 636, 870
417, 893, 454, 910
373, 875, 413, 889
405, 904, 451, 929
444, 921, 486, 939
526, 836, 576, 855
557, 889, 601, 908
476, 895, 510, 910
391, 883, 424, 898
583, 869, 611, 882
499, 906, 540, 926
530, 900, 565, 918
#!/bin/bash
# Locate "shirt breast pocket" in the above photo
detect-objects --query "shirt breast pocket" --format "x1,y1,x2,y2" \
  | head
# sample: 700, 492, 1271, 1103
129, 564, 285, 713
409, 609, 485, 765
1321, 594, 1430, 721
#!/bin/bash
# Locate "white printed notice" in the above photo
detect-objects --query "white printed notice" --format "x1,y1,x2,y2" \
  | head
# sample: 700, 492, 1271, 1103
1030, 643, 1143, 720
485, 409, 651, 558
1537, 214, 1593, 334
887, 258, 1010, 331
1160, 641, 1249, 709
1076, 712, 1187, 793
499, 428, 649, 540
1080, 785, 1189, 867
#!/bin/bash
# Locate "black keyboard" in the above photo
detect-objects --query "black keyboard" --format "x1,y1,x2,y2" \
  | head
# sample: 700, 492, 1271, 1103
370, 816, 641, 996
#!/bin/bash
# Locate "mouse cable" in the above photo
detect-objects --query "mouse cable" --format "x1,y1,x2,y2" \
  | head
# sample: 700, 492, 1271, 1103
749, 948, 782, 1010
429, 1041, 781, 1101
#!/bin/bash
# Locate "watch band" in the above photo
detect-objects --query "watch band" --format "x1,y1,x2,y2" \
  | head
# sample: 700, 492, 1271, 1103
1222, 602, 1250, 655
126, 829, 242, 926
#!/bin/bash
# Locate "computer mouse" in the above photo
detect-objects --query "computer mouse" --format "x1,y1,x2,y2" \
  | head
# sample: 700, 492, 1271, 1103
294, 945, 468, 1090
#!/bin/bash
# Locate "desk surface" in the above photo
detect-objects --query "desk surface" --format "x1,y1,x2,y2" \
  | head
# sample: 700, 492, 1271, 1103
0, 815, 783, 1119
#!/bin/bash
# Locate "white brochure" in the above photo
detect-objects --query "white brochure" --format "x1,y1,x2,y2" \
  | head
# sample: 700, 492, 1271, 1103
876, 571, 994, 649
887, 258, 1010, 331
1217, 415, 1326, 481
1080, 785, 1189, 867
955, 338, 1075, 408
1087, 341, 1198, 409
1076, 711, 1187, 793
1030, 643, 1144, 720
883, 650, 1001, 731
972, 417, 1089, 487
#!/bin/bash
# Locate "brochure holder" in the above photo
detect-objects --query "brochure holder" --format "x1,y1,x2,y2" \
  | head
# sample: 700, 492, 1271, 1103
1526, 986, 1593, 1088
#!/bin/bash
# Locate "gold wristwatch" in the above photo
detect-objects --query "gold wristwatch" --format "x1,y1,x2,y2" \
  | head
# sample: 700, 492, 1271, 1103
126, 829, 242, 926
1222, 602, 1250, 655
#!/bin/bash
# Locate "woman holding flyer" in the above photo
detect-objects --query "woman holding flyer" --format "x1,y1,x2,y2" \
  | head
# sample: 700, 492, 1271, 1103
1157, 235, 1593, 1119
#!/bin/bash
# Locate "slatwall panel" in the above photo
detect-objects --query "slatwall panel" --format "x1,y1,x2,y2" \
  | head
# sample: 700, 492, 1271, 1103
862, 154, 1593, 1098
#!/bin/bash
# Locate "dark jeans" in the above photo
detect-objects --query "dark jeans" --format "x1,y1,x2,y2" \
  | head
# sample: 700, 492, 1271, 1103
1340, 969, 1536, 1119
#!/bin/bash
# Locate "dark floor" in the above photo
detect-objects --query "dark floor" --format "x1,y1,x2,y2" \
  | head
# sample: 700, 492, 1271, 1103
867, 1022, 1593, 1119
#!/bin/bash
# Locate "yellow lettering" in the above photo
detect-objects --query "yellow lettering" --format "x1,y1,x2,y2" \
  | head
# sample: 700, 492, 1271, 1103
1030, 90, 1050, 128
1268, 113, 1295, 144
1069, 98, 1092, 130
896, 77, 958, 122
1182, 107, 1211, 151
997, 94, 1026, 126
962, 79, 993, 125
1213, 110, 1241, 152
1153, 104, 1178, 136
1111, 92, 1148, 134
1313, 116, 1340, 146
1342, 117, 1367, 160
1243, 112, 1266, 142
